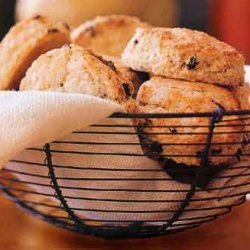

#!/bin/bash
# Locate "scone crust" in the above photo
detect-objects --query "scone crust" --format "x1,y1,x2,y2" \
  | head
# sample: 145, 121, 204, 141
0, 15, 70, 90
231, 82, 250, 110
137, 77, 243, 166
20, 44, 135, 106
122, 27, 245, 86
231, 82, 250, 158
98, 54, 144, 95
71, 15, 149, 57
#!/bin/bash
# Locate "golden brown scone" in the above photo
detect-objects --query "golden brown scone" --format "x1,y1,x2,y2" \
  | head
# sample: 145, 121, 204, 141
0, 15, 70, 90
20, 44, 135, 108
136, 77, 243, 166
122, 27, 245, 86
71, 15, 149, 57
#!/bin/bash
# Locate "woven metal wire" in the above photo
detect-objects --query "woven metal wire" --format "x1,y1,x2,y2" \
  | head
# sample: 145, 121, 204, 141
0, 110, 250, 239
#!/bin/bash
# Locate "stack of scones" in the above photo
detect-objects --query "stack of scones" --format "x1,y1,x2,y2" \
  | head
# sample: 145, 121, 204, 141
0, 14, 249, 174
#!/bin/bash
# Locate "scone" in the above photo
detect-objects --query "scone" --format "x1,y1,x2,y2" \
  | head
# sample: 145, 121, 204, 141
0, 15, 70, 90
71, 15, 149, 57
136, 77, 243, 166
122, 27, 245, 86
20, 44, 135, 108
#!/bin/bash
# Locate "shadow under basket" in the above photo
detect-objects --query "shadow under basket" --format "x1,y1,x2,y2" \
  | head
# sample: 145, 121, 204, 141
1, 109, 250, 239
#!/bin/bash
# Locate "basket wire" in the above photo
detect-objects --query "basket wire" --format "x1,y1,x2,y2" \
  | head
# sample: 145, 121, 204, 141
0, 109, 250, 239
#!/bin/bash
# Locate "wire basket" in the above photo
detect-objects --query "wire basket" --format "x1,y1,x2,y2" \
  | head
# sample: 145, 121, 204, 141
0, 109, 250, 239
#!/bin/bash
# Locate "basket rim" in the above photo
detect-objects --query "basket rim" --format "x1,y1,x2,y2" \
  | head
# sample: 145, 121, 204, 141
111, 109, 250, 119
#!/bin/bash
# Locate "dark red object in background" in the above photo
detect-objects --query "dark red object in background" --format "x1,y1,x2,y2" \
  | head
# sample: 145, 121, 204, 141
210, 0, 250, 63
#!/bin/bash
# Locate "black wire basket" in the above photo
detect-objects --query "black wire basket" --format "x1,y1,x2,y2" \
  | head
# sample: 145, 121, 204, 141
0, 109, 250, 239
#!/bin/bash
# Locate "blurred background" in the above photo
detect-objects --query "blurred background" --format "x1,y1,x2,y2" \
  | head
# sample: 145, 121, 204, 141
0, 0, 249, 63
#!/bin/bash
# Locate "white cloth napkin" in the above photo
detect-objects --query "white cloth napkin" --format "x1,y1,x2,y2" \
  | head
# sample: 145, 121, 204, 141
0, 91, 122, 169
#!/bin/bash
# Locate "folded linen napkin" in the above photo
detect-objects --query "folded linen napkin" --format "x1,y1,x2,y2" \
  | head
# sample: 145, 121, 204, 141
0, 91, 122, 168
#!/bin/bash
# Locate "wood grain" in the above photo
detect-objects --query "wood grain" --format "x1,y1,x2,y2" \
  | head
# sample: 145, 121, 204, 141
0, 193, 249, 250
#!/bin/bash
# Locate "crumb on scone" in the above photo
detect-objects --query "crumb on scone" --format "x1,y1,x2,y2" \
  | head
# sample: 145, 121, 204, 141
0, 15, 70, 90
122, 27, 245, 86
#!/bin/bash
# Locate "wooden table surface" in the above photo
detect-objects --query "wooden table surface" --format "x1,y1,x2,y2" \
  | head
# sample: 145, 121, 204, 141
0, 193, 249, 250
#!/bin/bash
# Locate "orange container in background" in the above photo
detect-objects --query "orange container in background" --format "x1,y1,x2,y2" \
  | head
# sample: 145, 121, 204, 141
210, 0, 250, 63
